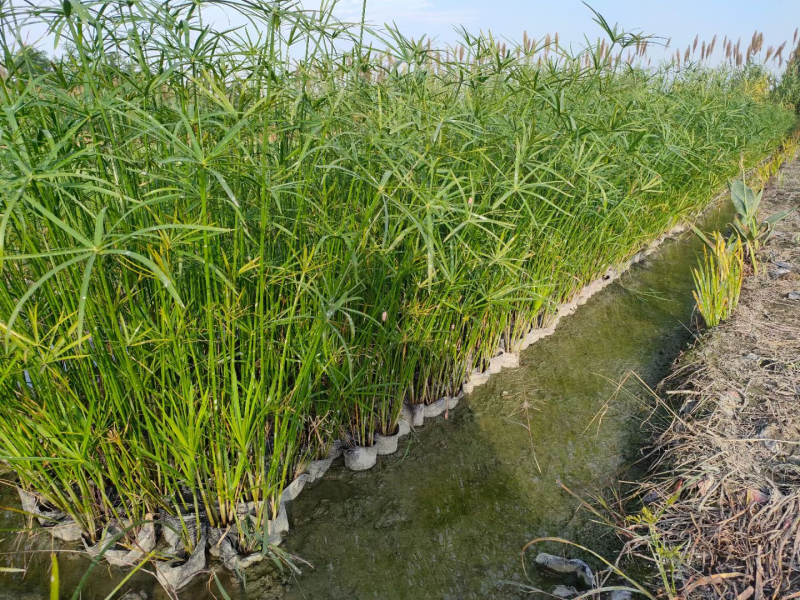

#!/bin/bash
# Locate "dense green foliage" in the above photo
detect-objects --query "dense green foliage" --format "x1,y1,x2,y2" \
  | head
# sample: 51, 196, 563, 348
776, 42, 800, 112
0, 0, 795, 553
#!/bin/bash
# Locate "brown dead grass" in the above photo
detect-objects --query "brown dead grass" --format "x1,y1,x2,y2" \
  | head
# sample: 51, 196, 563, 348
608, 156, 800, 599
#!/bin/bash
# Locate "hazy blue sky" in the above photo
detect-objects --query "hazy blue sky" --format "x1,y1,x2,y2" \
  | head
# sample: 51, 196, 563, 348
332, 0, 799, 48
200, 0, 800, 65
11, 0, 800, 65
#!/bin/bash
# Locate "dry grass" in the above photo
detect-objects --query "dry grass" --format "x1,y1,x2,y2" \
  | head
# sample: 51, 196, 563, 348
608, 155, 800, 598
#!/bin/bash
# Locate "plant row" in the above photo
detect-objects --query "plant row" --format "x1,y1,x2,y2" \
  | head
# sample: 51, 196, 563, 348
0, 0, 796, 572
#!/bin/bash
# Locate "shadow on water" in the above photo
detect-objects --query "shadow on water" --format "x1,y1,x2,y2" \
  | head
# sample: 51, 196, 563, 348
0, 200, 735, 599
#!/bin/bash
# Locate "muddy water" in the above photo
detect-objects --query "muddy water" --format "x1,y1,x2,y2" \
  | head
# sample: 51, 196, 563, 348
0, 201, 734, 599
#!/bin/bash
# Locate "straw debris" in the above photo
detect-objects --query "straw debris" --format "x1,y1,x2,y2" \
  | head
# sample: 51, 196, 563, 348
615, 156, 800, 597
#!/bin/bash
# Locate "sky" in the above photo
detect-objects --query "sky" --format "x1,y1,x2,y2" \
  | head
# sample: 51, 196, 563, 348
332, 0, 800, 49
9, 0, 800, 65
334, 0, 800, 62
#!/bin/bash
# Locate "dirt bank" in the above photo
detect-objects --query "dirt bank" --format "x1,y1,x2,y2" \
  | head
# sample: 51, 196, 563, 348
618, 157, 800, 598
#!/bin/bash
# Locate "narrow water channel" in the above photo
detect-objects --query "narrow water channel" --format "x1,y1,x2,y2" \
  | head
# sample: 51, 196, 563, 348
0, 199, 735, 599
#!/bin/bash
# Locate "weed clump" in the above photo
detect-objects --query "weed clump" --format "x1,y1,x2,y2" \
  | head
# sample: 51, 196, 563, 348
692, 232, 744, 327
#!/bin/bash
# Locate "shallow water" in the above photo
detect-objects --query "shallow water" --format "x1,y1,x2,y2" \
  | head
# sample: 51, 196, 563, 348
0, 201, 735, 599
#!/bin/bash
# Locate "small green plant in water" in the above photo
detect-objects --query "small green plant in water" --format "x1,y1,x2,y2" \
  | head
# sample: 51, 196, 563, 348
692, 232, 744, 327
